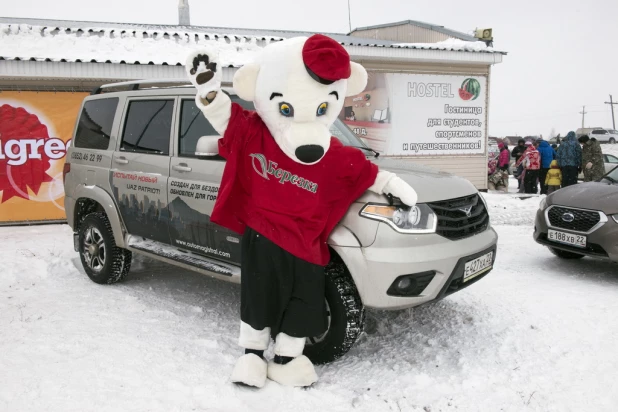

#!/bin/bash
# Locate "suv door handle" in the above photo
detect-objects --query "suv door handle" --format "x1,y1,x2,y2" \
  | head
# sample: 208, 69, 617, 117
172, 164, 192, 173
114, 157, 129, 165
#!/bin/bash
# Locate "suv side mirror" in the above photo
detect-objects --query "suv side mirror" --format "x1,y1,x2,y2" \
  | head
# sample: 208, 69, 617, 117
195, 135, 220, 156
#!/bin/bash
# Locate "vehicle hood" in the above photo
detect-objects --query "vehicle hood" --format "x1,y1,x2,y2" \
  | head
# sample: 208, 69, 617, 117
357, 157, 478, 204
548, 182, 618, 215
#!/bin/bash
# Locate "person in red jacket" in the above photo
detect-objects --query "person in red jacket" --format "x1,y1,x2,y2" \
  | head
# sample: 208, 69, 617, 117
497, 142, 510, 171
185, 35, 418, 388
520, 143, 541, 193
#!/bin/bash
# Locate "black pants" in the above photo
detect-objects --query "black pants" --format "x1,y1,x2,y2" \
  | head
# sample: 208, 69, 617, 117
524, 170, 540, 194
561, 166, 579, 187
240, 227, 327, 338
539, 168, 550, 194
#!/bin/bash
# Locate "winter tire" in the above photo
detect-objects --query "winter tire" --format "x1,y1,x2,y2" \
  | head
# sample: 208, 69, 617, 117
609, 137, 616, 144
548, 247, 584, 260
303, 260, 365, 365
79, 212, 132, 284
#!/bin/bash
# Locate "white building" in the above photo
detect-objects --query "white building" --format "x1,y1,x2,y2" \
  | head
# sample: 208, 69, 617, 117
0, 16, 505, 190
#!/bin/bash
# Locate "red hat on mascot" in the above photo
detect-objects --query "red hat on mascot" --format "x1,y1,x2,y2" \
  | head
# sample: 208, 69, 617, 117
302, 34, 352, 85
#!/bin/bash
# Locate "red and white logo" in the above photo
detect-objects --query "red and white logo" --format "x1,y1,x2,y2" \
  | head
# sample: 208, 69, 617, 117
0, 104, 70, 203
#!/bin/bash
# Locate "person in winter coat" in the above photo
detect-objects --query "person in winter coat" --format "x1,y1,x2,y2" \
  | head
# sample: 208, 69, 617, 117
579, 135, 605, 182
545, 160, 562, 194
520, 143, 541, 194
536, 138, 556, 195
511, 139, 526, 164
488, 143, 510, 192
515, 142, 532, 192
556, 131, 582, 187
511, 139, 526, 188
498, 143, 510, 171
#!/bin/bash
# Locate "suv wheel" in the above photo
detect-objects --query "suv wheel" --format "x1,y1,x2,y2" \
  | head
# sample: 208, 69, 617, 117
303, 261, 365, 364
549, 247, 584, 260
610, 137, 616, 144
79, 212, 132, 284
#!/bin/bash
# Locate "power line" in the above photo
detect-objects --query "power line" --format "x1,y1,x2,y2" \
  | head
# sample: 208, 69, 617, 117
347, 0, 352, 33
605, 95, 617, 130
579, 105, 587, 128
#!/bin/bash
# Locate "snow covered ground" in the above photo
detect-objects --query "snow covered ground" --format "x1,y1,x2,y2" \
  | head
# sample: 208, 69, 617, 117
2, 193, 618, 412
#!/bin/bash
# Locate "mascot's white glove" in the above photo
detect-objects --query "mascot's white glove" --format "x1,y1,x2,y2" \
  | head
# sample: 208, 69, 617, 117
368, 170, 418, 207
585, 162, 593, 170
185, 47, 222, 99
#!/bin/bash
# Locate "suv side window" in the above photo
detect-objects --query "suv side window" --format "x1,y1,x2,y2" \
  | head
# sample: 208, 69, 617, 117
74, 98, 118, 150
178, 95, 255, 158
592, 130, 606, 135
121, 100, 174, 155
178, 99, 217, 158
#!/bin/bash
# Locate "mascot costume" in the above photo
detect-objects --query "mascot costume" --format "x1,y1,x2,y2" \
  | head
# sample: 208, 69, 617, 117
185, 34, 417, 388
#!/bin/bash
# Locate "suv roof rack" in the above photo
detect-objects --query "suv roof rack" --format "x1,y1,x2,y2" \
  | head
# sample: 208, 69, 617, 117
91, 78, 193, 95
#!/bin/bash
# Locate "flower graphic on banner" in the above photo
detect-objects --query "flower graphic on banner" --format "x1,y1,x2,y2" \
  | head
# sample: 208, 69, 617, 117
458, 78, 481, 101
0, 104, 54, 203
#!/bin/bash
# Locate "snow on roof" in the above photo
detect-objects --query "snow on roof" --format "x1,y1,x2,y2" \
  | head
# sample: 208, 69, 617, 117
0, 17, 505, 67
0, 22, 274, 67
393, 38, 493, 53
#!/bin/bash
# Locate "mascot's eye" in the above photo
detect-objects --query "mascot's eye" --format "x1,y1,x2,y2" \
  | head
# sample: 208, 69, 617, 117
316, 102, 328, 116
279, 102, 294, 117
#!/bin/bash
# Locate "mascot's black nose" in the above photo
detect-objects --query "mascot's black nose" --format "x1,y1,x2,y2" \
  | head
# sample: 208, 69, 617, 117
295, 145, 324, 163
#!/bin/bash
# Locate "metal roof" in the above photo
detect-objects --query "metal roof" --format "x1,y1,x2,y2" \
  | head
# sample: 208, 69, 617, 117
0, 17, 505, 67
350, 20, 480, 42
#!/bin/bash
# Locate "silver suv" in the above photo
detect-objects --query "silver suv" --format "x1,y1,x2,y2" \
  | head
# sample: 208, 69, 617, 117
63, 79, 498, 363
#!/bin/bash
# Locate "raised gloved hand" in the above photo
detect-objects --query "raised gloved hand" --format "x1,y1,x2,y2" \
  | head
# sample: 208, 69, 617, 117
368, 171, 418, 207
585, 162, 593, 170
185, 47, 222, 100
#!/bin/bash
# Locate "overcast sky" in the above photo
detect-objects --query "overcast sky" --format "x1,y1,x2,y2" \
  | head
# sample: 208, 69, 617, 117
4, 0, 618, 137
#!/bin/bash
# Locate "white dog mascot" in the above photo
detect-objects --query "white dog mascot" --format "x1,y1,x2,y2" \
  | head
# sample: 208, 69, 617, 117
186, 34, 417, 388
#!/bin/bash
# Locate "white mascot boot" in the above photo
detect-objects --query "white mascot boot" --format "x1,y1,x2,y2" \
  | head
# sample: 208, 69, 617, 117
230, 322, 270, 388
267, 332, 318, 387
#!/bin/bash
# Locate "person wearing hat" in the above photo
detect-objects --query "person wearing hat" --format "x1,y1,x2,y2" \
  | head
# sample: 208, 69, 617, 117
185, 34, 418, 388
515, 141, 533, 192
536, 137, 556, 194
511, 139, 527, 188
556, 131, 582, 187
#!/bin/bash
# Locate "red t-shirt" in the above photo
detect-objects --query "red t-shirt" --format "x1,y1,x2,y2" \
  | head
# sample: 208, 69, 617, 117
210, 103, 378, 265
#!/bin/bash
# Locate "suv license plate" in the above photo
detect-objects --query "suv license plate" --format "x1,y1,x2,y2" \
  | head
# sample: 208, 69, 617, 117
463, 252, 493, 282
548, 229, 586, 248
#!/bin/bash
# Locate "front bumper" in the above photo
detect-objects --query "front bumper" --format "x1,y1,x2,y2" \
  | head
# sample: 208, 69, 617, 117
534, 209, 618, 262
333, 224, 498, 309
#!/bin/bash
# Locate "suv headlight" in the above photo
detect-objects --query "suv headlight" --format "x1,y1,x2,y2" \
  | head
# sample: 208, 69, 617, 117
360, 203, 437, 233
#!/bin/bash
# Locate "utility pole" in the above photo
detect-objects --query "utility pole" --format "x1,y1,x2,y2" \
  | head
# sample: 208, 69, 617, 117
579, 105, 587, 128
347, 0, 352, 33
605, 95, 617, 130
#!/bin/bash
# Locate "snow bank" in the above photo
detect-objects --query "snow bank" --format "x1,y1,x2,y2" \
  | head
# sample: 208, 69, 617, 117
603, 143, 618, 157
2, 196, 618, 411
482, 191, 542, 226
0, 23, 278, 66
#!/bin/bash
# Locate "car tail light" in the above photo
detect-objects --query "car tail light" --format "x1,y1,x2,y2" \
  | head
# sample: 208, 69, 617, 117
62, 162, 71, 184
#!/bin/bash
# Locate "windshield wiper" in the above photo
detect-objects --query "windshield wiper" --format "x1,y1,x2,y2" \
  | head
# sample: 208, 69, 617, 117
352, 146, 379, 158
604, 175, 617, 184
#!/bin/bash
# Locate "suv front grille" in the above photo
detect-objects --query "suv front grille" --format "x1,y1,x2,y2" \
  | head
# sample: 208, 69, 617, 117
428, 194, 489, 240
547, 206, 600, 232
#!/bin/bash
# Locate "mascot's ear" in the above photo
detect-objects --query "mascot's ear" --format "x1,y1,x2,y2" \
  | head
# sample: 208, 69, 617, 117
233, 63, 260, 101
346, 62, 368, 97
